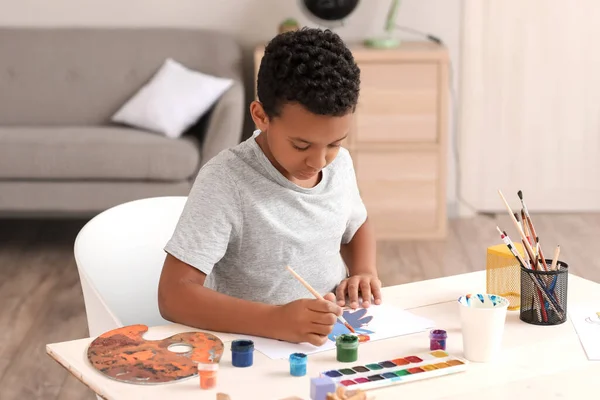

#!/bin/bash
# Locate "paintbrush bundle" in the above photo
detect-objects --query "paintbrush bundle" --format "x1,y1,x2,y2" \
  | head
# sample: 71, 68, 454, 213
496, 190, 567, 326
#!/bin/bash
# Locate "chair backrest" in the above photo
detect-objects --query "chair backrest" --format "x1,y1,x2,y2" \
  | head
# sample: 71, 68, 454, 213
74, 196, 187, 337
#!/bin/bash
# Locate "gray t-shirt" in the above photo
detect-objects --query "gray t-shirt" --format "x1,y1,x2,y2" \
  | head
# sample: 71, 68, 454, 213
164, 130, 367, 305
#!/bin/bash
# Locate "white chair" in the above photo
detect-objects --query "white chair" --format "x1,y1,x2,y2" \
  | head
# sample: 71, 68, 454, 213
74, 196, 188, 338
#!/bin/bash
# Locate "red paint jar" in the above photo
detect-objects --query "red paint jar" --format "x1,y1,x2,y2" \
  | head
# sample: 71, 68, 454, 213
429, 329, 447, 351
198, 363, 219, 390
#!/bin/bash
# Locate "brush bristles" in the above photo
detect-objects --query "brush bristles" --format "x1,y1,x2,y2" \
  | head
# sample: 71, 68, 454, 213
518, 190, 523, 200
344, 323, 356, 333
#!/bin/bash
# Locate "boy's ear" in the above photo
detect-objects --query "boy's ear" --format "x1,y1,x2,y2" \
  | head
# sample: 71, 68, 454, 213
250, 101, 270, 132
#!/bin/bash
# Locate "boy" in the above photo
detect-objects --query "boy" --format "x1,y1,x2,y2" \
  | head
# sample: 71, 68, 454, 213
158, 27, 381, 347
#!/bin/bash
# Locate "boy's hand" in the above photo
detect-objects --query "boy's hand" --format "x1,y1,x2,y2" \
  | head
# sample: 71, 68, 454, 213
272, 297, 342, 347
334, 273, 382, 309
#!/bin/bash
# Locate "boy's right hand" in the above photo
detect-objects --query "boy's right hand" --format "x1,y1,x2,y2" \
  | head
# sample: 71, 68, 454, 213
271, 297, 342, 347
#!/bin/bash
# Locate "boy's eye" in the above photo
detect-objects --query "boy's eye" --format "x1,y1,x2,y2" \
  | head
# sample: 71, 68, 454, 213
291, 143, 341, 151
292, 143, 309, 151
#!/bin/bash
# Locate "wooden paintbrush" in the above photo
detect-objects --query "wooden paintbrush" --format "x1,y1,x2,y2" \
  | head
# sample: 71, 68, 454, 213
498, 190, 540, 270
286, 265, 356, 334
496, 226, 527, 268
518, 190, 549, 271
517, 211, 536, 267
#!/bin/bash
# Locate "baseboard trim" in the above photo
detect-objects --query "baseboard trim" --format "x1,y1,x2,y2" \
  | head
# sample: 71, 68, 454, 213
447, 201, 459, 218
448, 201, 477, 218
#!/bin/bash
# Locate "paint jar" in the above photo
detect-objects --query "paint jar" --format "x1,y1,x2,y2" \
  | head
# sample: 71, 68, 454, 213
429, 329, 447, 351
197, 363, 218, 390
231, 339, 254, 367
336, 334, 359, 363
289, 352, 307, 376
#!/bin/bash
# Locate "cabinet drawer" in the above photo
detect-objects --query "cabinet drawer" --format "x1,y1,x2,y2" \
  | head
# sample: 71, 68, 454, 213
354, 150, 440, 238
356, 63, 439, 143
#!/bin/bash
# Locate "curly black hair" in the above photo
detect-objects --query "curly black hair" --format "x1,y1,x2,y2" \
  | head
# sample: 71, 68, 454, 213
257, 27, 360, 118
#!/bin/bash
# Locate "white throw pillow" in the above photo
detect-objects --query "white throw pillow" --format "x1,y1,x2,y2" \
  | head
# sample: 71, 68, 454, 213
111, 58, 233, 138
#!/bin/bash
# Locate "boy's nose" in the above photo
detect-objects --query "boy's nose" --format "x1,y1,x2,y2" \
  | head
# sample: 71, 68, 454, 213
306, 151, 327, 170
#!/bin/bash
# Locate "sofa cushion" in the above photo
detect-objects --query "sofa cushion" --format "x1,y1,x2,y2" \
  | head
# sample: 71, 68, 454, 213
0, 127, 200, 181
112, 58, 233, 139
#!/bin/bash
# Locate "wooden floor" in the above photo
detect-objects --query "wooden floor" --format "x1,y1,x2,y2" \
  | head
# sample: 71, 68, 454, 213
1, 213, 599, 399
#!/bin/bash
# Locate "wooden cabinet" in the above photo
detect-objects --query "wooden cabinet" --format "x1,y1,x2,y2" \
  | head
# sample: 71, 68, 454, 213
254, 42, 449, 240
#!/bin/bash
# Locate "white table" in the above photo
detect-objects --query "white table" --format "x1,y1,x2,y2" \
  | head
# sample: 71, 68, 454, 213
46, 271, 600, 399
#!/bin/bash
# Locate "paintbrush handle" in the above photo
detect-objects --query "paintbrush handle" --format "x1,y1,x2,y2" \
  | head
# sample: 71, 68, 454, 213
524, 215, 549, 271
286, 265, 354, 331
286, 265, 324, 300
499, 231, 527, 268
530, 273, 564, 318
520, 197, 549, 271
536, 241, 549, 271
498, 190, 540, 269
522, 239, 537, 269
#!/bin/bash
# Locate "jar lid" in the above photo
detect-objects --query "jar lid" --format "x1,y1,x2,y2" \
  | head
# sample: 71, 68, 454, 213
289, 352, 307, 363
231, 339, 254, 352
197, 363, 219, 371
430, 329, 447, 337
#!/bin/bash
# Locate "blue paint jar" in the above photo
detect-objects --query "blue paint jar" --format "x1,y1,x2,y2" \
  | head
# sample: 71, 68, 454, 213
231, 340, 254, 368
289, 352, 307, 376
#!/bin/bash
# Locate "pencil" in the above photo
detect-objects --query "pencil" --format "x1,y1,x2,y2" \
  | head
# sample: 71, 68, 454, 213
550, 245, 561, 270
286, 265, 356, 334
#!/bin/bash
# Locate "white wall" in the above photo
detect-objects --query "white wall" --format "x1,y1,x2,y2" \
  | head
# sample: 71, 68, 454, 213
460, 0, 600, 213
0, 0, 462, 209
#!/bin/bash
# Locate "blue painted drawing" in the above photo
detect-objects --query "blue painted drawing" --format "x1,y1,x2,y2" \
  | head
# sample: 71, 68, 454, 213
327, 308, 375, 342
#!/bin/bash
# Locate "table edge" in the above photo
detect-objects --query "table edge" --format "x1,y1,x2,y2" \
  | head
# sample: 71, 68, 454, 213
46, 343, 110, 400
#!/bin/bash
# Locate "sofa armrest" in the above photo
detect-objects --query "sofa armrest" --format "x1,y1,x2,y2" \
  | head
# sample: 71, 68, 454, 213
198, 80, 245, 167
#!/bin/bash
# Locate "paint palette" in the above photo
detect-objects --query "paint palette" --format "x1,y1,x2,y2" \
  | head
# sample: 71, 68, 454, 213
87, 324, 224, 385
320, 350, 468, 391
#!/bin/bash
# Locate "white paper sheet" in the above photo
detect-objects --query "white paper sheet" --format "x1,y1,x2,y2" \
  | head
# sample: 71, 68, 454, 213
239, 304, 435, 360
568, 305, 600, 361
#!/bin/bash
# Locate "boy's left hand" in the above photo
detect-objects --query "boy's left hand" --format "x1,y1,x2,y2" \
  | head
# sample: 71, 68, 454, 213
333, 273, 382, 309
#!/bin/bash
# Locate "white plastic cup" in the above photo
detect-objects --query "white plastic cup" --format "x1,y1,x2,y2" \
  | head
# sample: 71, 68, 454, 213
458, 293, 509, 362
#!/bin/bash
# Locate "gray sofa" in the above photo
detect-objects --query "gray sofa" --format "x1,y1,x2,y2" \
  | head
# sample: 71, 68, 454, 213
0, 28, 245, 216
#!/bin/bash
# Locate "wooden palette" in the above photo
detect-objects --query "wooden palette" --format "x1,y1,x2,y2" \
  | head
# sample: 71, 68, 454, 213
87, 324, 224, 385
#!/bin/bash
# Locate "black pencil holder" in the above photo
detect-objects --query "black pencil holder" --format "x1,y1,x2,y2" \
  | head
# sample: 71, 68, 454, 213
520, 260, 568, 326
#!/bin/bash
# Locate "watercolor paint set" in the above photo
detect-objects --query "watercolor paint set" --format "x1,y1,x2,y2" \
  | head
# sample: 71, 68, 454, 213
319, 350, 468, 391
